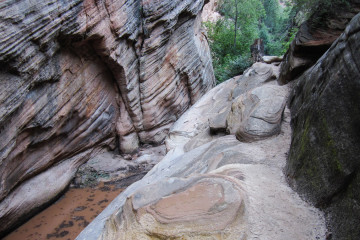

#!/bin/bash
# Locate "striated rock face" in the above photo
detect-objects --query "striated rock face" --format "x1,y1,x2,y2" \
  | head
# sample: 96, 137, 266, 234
278, 1, 360, 85
77, 61, 326, 240
0, 0, 214, 236
286, 13, 360, 239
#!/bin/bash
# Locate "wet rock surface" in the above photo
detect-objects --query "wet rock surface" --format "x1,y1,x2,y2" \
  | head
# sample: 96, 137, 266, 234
0, 0, 214, 235
0, 149, 97, 238
77, 61, 326, 240
286, 12, 360, 240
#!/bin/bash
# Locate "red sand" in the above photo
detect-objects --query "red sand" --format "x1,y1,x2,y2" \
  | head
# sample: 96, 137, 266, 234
4, 183, 123, 240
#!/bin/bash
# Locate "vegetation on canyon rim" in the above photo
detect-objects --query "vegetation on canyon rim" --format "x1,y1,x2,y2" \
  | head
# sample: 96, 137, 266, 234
204, 0, 350, 83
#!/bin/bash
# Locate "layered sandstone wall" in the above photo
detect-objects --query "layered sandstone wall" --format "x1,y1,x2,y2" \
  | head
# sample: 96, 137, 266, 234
0, 0, 214, 236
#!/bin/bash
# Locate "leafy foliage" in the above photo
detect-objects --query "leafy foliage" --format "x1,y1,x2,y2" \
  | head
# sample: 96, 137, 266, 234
205, 0, 293, 83
205, 19, 253, 83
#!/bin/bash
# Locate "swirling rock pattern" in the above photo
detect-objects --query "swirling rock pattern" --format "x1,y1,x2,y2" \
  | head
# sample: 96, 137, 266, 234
101, 174, 247, 240
0, 0, 214, 236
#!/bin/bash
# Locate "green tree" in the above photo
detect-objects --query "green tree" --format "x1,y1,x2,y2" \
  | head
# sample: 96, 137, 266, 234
205, 0, 295, 83
205, 0, 266, 83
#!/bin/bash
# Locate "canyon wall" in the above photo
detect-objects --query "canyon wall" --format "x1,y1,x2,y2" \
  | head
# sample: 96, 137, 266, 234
286, 12, 360, 239
0, 0, 214, 236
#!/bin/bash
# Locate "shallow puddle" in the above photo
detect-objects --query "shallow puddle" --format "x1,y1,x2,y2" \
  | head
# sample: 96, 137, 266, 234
4, 183, 123, 240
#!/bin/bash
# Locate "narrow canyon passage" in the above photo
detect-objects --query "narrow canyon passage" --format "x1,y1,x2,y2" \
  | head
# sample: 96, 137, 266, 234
4, 183, 123, 240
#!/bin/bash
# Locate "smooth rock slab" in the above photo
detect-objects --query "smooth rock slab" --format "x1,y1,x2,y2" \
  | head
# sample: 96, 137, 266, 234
76, 104, 326, 240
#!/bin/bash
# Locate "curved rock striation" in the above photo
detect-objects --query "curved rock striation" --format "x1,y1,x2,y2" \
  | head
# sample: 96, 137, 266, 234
101, 174, 247, 240
286, 12, 360, 239
0, 149, 97, 237
0, 0, 214, 236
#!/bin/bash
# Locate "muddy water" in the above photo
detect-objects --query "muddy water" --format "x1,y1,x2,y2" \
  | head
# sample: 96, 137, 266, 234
4, 183, 123, 240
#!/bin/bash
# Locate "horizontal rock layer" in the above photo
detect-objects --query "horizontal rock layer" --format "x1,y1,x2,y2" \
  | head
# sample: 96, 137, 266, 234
0, 0, 214, 236
286, 12, 360, 239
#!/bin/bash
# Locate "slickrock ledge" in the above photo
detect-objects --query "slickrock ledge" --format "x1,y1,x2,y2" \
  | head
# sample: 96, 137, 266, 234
76, 61, 326, 240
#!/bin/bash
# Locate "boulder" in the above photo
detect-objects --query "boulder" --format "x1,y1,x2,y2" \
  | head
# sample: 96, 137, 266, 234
227, 84, 290, 142
165, 62, 280, 152
286, 12, 360, 239
262, 55, 283, 64
72, 145, 166, 188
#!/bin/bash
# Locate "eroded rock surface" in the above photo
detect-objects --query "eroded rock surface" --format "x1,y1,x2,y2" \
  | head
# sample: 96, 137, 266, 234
77, 61, 326, 240
227, 84, 290, 142
0, 0, 214, 236
165, 62, 279, 151
278, 1, 360, 84
286, 12, 360, 239
0, 148, 98, 237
